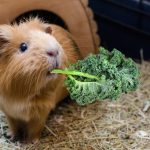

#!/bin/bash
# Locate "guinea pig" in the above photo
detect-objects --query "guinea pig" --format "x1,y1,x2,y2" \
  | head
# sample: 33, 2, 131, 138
0, 18, 80, 142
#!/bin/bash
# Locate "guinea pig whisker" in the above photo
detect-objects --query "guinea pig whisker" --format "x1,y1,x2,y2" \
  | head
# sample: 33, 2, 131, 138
62, 40, 73, 45
27, 73, 35, 94
34, 65, 47, 91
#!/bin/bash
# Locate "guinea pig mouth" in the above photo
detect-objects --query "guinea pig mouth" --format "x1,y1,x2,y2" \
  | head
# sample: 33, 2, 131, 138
47, 70, 58, 79
47, 66, 59, 77
47, 70, 52, 76
47, 66, 56, 75
46, 59, 60, 77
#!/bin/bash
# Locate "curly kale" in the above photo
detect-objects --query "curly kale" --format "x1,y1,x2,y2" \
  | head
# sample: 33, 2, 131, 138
52, 47, 139, 105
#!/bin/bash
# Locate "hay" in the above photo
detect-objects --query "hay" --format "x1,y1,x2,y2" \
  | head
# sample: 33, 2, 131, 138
0, 61, 150, 150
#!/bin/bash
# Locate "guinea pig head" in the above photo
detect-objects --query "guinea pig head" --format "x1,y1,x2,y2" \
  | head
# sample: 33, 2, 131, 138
0, 19, 64, 99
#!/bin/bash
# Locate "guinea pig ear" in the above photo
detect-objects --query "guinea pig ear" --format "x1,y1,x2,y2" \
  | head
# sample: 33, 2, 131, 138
0, 37, 8, 48
45, 26, 52, 34
0, 25, 11, 48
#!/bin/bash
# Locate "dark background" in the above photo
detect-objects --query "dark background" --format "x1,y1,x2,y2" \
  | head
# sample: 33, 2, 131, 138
89, 0, 150, 60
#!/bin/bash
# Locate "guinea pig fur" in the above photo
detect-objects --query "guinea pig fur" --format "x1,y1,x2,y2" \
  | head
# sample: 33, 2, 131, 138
0, 18, 80, 142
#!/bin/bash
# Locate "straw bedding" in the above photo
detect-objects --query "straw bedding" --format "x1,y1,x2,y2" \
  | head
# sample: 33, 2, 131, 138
0, 61, 150, 150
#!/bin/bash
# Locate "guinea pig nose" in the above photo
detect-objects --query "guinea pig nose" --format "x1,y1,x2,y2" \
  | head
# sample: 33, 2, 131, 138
47, 50, 58, 57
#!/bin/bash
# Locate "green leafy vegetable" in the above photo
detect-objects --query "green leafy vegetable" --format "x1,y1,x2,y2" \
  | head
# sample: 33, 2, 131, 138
52, 47, 140, 105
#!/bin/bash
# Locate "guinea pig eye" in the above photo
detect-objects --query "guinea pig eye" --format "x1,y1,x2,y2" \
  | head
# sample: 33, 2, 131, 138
19, 43, 28, 52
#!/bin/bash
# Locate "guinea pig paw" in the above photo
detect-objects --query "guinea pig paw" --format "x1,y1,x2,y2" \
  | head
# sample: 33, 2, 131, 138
5, 133, 20, 143
4, 130, 25, 143
9, 135, 27, 144
10, 135, 20, 143
4, 129, 13, 139
31, 138, 40, 144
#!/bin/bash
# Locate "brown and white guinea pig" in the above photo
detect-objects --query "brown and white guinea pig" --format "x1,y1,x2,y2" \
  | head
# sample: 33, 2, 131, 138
0, 18, 81, 142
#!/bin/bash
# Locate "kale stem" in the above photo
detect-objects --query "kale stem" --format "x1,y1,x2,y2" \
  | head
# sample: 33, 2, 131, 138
52, 69, 99, 80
